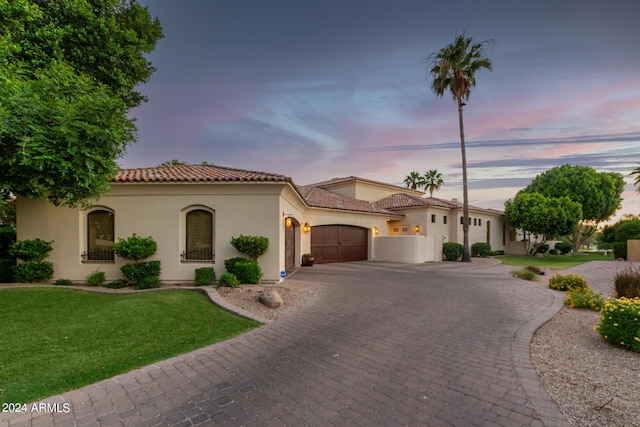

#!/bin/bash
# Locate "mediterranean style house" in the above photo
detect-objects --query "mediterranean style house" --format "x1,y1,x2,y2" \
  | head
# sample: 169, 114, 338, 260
16, 164, 509, 283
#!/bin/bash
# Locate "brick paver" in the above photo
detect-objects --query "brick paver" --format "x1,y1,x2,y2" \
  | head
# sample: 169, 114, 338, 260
0, 260, 588, 426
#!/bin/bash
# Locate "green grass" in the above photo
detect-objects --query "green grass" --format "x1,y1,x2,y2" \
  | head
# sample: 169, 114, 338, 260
0, 288, 261, 404
497, 252, 614, 270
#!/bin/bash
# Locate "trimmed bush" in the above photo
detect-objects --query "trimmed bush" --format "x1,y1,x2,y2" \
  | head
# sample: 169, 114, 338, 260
54, 278, 73, 286
230, 235, 269, 259
224, 257, 249, 273
232, 260, 263, 284
614, 265, 640, 299
194, 267, 216, 286
106, 279, 129, 289
554, 242, 573, 254
511, 269, 537, 281
564, 287, 604, 310
9, 238, 52, 261
219, 273, 240, 288
471, 242, 491, 257
121, 260, 161, 288
597, 297, 640, 352
490, 250, 505, 256
443, 242, 463, 261
547, 273, 588, 292
135, 275, 160, 290
549, 249, 558, 255
535, 243, 549, 254
86, 270, 106, 286
14, 260, 53, 282
0, 227, 16, 258
112, 234, 157, 262
613, 242, 627, 260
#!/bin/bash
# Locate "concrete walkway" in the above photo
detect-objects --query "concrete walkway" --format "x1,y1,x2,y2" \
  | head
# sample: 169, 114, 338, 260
1, 260, 579, 427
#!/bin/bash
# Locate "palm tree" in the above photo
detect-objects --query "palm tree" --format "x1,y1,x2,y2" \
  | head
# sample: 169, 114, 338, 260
631, 165, 640, 192
404, 171, 425, 190
428, 33, 492, 262
424, 169, 444, 197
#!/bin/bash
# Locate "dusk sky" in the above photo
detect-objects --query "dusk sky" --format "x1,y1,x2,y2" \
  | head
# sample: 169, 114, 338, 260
128, 0, 640, 222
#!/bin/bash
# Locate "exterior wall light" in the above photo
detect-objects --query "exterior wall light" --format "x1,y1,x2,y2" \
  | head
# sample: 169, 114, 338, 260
285, 217, 293, 227
414, 225, 420, 233
303, 222, 311, 233
373, 226, 379, 235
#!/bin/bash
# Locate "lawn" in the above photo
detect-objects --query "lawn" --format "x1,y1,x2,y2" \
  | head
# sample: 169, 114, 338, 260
0, 287, 261, 404
497, 252, 614, 270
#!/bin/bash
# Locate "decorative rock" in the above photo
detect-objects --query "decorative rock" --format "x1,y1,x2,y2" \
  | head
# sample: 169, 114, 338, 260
259, 289, 284, 309
525, 265, 545, 275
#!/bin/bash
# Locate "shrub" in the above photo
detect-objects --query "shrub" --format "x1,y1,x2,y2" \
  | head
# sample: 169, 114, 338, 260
549, 249, 558, 255
597, 297, 640, 352
471, 242, 491, 257
564, 287, 604, 310
9, 238, 53, 261
14, 260, 54, 282
134, 275, 160, 290
219, 273, 240, 288
490, 250, 505, 256
547, 273, 588, 292
614, 265, 640, 299
230, 235, 269, 259
194, 267, 216, 286
554, 242, 573, 254
86, 270, 106, 286
443, 242, 463, 261
536, 243, 549, 254
54, 278, 73, 286
232, 260, 263, 284
0, 259, 16, 282
112, 234, 157, 261
224, 256, 249, 273
121, 260, 161, 288
511, 269, 537, 281
106, 279, 129, 289
0, 227, 16, 258
613, 242, 627, 260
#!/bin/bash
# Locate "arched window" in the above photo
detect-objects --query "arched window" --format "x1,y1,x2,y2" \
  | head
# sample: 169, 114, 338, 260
183, 209, 214, 262
85, 209, 114, 262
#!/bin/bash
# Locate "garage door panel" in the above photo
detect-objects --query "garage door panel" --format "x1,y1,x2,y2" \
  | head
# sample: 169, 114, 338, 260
311, 225, 368, 264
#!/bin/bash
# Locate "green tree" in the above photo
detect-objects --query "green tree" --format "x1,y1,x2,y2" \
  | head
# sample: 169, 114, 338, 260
0, 0, 163, 207
424, 169, 444, 197
522, 164, 624, 251
504, 192, 582, 255
631, 165, 640, 192
428, 33, 493, 262
403, 171, 425, 190
159, 159, 186, 167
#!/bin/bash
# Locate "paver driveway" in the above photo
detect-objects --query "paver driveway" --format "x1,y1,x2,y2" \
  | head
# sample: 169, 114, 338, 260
1, 261, 570, 427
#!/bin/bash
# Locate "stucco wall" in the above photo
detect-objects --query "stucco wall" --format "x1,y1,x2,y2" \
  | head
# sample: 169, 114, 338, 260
373, 235, 443, 263
627, 240, 640, 262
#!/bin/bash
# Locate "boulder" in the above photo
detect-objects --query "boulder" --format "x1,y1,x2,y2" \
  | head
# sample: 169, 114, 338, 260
259, 289, 284, 309
525, 265, 545, 275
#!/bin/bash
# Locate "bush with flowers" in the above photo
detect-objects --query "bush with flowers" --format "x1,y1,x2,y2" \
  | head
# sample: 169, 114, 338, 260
547, 273, 588, 292
564, 287, 604, 311
597, 297, 640, 353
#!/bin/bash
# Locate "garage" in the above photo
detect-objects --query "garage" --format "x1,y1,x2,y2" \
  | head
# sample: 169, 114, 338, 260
311, 225, 368, 263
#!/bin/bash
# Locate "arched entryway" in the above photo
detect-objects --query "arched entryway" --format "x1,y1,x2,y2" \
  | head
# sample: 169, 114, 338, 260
311, 225, 368, 263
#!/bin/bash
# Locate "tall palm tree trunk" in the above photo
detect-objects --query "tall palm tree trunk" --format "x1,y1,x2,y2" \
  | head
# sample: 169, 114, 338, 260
458, 102, 471, 262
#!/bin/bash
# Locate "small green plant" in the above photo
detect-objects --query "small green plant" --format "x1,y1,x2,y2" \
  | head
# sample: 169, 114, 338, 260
230, 235, 269, 260
14, 260, 54, 282
597, 297, 640, 352
490, 250, 505, 256
614, 265, 640, 299
86, 270, 106, 286
106, 279, 129, 289
9, 238, 53, 261
549, 249, 558, 255
54, 278, 73, 286
554, 241, 573, 254
511, 269, 537, 281
471, 242, 491, 257
564, 287, 604, 310
535, 243, 549, 253
194, 267, 216, 286
112, 234, 157, 262
443, 242, 463, 261
547, 273, 588, 292
219, 273, 240, 288
231, 260, 262, 284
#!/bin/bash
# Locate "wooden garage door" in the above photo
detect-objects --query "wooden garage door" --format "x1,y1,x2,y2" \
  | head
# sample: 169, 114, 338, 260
311, 225, 368, 264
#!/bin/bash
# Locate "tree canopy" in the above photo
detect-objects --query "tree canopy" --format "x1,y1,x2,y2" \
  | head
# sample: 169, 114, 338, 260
0, 0, 163, 206
504, 192, 582, 254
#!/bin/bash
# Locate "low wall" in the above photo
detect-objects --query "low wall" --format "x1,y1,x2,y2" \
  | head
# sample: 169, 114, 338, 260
628, 240, 640, 262
506, 241, 527, 256
373, 236, 443, 263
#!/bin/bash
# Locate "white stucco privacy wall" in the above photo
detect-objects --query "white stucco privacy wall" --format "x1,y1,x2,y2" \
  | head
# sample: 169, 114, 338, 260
373, 235, 443, 263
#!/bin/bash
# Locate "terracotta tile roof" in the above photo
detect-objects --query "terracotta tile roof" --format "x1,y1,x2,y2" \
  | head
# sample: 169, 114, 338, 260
112, 164, 294, 184
309, 176, 422, 195
377, 193, 503, 215
299, 185, 401, 216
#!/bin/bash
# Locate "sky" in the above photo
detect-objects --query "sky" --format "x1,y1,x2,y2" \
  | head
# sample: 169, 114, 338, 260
127, 0, 640, 222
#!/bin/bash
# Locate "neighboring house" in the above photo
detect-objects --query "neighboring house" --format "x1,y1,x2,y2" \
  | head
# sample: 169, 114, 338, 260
16, 164, 510, 283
